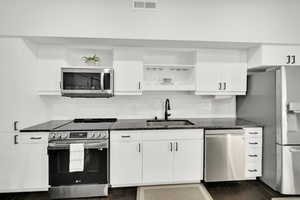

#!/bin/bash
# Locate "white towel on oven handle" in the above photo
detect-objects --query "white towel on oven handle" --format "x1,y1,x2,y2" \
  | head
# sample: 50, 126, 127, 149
69, 143, 85, 172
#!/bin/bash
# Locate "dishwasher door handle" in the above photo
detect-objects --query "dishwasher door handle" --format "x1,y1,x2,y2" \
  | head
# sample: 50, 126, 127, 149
205, 133, 245, 137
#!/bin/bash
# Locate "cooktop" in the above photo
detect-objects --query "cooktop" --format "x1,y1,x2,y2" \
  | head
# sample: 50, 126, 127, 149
54, 118, 118, 131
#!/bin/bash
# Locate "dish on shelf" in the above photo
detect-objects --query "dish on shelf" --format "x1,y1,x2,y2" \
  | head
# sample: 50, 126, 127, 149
161, 78, 174, 85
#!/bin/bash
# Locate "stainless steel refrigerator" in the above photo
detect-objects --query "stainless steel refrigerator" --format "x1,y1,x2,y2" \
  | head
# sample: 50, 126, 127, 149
237, 66, 300, 194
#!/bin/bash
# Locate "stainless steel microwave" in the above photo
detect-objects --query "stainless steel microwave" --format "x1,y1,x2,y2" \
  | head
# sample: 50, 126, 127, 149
61, 68, 114, 98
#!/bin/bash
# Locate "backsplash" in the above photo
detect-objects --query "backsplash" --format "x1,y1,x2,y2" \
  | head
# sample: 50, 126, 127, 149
42, 92, 236, 120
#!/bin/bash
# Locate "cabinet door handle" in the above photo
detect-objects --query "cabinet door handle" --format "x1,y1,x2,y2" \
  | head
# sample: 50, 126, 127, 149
249, 132, 259, 135
138, 143, 141, 152
248, 169, 258, 172
292, 55, 296, 64
287, 55, 291, 64
14, 135, 18, 144
218, 82, 222, 90
224, 82, 226, 90
30, 137, 42, 140
175, 142, 178, 151
13, 121, 19, 131
249, 142, 258, 145
248, 154, 258, 157
121, 135, 131, 138
138, 81, 141, 90
170, 142, 173, 152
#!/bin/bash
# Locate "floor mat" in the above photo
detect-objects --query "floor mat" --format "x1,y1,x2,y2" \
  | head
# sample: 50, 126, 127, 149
137, 184, 213, 200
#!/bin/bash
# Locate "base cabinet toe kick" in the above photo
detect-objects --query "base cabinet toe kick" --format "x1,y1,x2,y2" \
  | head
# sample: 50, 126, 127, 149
109, 129, 204, 187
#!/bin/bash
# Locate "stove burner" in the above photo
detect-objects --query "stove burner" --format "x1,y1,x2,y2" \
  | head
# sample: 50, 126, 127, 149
73, 118, 117, 123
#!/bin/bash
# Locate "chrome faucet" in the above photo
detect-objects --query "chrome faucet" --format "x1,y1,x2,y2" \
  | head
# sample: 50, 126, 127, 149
164, 98, 171, 121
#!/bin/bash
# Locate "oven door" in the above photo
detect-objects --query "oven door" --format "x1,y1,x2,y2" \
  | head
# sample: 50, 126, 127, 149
48, 143, 108, 186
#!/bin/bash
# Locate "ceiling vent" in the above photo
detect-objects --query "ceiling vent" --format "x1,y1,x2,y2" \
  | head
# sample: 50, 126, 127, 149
132, 0, 157, 10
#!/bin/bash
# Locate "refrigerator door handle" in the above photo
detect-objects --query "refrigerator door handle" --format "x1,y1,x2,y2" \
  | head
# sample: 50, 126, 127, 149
289, 148, 300, 153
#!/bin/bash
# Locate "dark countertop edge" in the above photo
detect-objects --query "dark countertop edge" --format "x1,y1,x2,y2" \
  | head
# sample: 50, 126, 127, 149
20, 118, 263, 132
110, 126, 257, 131
20, 128, 111, 132
20, 130, 51, 132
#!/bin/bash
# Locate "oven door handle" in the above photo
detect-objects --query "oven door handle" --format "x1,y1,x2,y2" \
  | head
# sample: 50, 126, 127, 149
48, 143, 108, 150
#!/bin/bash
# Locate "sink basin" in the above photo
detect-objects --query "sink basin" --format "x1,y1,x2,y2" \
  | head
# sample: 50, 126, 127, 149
146, 120, 194, 127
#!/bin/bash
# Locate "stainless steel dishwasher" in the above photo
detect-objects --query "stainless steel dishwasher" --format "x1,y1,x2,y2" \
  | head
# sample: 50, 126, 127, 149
204, 129, 246, 182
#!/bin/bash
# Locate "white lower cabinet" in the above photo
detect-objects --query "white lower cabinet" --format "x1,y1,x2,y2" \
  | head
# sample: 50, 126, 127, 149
142, 141, 173, 184
244, 128, 263, 178
110, 129, 204, 187
0, 132, 48, 193
110, 140, 142, 187
173, 140, 203, 182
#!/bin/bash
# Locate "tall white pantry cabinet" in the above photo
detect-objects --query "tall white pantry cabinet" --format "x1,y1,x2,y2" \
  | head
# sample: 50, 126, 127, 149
0, 38, 48, 193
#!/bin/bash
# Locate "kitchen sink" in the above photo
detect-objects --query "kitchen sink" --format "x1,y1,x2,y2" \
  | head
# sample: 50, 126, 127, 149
146, 120, 194, 127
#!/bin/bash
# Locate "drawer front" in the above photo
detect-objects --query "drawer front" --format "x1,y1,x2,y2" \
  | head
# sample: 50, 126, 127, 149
244, 127, 262, 138
246, 147, 262, 163
246, 137, 262, 148
110, 131, 141, 141
246, 163, 262, 178
18, 134, 48, 144
141, 129, 203, 141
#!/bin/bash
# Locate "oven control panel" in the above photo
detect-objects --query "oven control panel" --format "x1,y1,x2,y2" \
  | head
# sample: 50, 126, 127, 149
49, 131, 108, 140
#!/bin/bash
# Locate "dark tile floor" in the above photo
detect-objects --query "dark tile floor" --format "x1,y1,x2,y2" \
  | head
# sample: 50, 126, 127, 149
0, 181, 284, 200
204, 180, 283, 200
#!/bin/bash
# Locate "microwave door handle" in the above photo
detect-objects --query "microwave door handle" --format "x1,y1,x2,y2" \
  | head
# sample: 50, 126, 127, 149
101, 73, 104, 91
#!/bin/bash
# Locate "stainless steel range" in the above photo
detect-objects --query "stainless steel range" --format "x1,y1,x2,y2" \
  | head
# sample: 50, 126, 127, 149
48, 118, 116, 199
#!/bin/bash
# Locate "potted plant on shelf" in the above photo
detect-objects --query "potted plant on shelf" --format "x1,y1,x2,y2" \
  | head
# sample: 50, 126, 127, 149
82, 54, 101, 66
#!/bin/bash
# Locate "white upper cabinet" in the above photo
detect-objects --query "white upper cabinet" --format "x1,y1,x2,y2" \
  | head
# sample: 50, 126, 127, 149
113, 48, 144, 95
113, 61, 143, 95
195, 62, 247, 95
248, 45, 300, 69
195, 49, 247, 95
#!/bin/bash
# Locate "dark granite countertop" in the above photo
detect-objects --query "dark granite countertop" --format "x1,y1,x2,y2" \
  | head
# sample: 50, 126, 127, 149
20, 120, 72, 132
111, 118, 262, 130
20, 118, 262, 132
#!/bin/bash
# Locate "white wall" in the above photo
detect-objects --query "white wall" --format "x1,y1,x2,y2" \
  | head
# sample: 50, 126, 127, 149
0, 0, 299, 44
